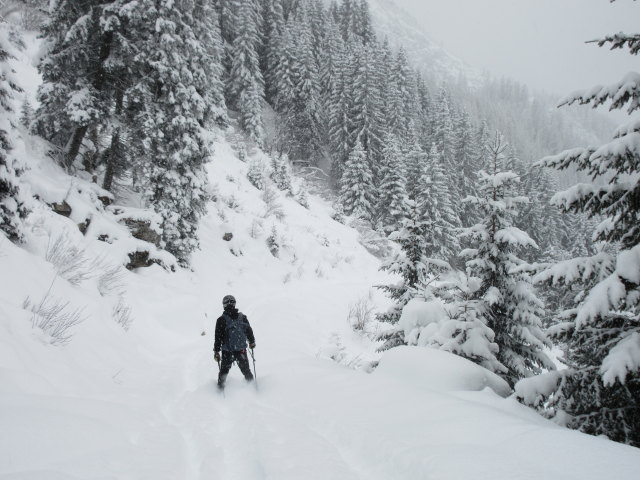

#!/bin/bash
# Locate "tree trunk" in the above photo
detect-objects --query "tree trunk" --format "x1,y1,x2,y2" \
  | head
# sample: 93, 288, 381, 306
65, 125, 88, 169
102, 129, 120, 192
64, 28, 113, 169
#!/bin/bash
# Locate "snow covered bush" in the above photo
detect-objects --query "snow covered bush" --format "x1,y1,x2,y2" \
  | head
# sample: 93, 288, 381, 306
270, 153, 293, 193
331, 203, 346, 224
247, 157, 267, 190
405, 271, 507, 375
519, 10, 640, 447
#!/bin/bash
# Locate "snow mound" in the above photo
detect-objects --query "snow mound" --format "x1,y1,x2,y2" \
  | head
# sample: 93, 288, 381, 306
374, 345, 511, 397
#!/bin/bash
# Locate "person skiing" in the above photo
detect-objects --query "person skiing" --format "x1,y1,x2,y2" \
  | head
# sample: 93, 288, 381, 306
213, 295, 255, 389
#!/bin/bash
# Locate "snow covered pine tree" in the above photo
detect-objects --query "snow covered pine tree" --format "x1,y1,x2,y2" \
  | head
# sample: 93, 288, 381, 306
517, 6, 640, 447
0, 24, 29, 243
460, 132, 554, 387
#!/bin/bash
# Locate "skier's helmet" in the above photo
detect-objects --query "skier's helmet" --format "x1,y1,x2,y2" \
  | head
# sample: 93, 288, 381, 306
222, 295, 236, 307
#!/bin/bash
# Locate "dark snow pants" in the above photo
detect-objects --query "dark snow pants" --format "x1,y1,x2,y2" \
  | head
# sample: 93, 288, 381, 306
218, 350, 253, 386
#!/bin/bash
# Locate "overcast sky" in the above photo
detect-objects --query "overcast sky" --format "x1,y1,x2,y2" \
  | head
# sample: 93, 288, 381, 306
394, 0, 638, 97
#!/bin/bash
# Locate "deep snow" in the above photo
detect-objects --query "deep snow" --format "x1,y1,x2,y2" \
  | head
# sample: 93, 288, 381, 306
2, 134, 640, 479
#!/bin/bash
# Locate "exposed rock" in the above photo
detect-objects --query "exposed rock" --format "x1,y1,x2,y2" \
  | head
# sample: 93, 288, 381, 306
51, 200, 72, 217
122, 218, 161, 247
223, 232, 233, 241
98, 195, 113, 207
78, 217, 91, 235
126, 251, 155, 270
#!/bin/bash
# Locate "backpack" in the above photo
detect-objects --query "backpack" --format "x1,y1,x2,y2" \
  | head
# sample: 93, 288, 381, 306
223, 312, 248, 351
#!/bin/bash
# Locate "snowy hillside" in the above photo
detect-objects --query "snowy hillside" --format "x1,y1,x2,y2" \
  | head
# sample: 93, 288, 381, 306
2, 27, 640, 480
368, 0, 483, 85
3, 141, 640, 478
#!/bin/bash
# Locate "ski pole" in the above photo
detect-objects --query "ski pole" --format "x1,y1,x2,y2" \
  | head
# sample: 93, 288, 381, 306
249, 348, 258, 387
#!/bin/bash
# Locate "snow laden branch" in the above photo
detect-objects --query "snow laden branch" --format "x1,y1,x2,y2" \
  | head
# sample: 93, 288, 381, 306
558, 72, 640, 114
587, 32, 640, 55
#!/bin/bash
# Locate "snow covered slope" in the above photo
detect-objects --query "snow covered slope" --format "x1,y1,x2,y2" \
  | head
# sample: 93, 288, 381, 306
368, 0, 483, 85
2, 129, 640, 479
1, 24, 640, 480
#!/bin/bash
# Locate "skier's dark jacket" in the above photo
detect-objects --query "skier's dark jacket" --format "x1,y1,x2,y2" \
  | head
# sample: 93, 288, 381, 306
214, 307, 255, 352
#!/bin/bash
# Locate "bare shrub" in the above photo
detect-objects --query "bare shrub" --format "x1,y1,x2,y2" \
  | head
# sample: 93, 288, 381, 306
23, 294, 86, 346
112, 298, 133, 331
249, 219, 264, 239
98, 264, 126, 297
45, 234, 91, 286
347, 293, 375, 331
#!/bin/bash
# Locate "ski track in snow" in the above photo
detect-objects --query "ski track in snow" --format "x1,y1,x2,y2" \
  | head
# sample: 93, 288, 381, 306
150, 279, 381, 480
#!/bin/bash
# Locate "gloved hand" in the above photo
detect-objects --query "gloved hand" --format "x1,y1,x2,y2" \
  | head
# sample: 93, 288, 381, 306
249, 343, 256, 349
214, 351, 221, 362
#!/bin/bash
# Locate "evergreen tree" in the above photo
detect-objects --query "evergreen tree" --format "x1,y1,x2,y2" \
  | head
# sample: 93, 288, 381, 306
327, 30, 352, 183
34, 1, 116, 168
20, 98, 33, 129
316, 7, 342, 156
270, 153, 293, 193
247, 156, 267, 190
379, 199, 431, 323
349, 41, 383, 168
261, 0, 285, 104
296, 182, 310, 208
520, 11, 640, 446
126, 0, 212, 264
405, 141, 426, 201
272, 18, 296, 113
461, 132, 554, 387
433, 87, 455, 168
415, 71, 433, 147
453, 108, 475, 217
355, 0, 376, 45
376, 134, 408, 232
416, 143, 459, 265
280, 7, 323, 163
339, 138, 374, 220
420, 269, 507, 374
226, 0, 265, 142
391, 47, 416, 142
0, 26, 29, 243
191, 0, 227, 127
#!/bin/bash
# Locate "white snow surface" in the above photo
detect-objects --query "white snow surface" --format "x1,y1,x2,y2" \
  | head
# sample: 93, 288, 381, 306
375, 346, 511, 397
2, 136, 639, 478
2, 32, 640, 480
